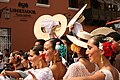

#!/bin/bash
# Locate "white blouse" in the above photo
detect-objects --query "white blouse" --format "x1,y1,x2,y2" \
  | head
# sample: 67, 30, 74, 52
100, 69, 113, 80
24, 67, 54, 80
63, 62, 99, 79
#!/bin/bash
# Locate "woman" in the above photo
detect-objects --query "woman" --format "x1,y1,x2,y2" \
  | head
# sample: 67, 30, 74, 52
8, 50, 23, 70
24, 45, 52, 80
106, 32, 120, 72
1, 51, 25, 80
68, 35, 119, 80
21, 52, 31, 70
28, 38, 67, 80
63, 31, 99, 80
43, 38, 67, 80
1, 45, 48, 80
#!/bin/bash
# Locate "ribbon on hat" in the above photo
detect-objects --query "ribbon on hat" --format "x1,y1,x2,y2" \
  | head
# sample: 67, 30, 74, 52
72, 22, 83, 36
41, 18, 59, 34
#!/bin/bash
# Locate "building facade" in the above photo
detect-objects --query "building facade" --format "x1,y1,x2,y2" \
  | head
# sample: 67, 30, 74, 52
0, 0, 119, 52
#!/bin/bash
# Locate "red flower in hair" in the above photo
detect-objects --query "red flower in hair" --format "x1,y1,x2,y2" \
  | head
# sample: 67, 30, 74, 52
41, 54, 46, 61
102, 42, 116, 57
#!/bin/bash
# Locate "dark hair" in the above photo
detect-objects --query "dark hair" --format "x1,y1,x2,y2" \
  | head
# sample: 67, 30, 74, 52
90, 34, 106, 47
4, 49, 9, 52
35, 39, 45, 45
11, 51, 19, 57
10, 51, 21, 64
106, 32, 120, 41
46, 38, 67, 58
31, 45, 44, 55
47, 38, 64, 50
18, 50, 24, 56
60, 35, 72, 45
22, 52, 29, 60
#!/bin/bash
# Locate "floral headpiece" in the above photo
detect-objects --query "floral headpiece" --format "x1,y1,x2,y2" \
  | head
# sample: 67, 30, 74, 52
55, 42, 67, 58
71, 43, 81, 53
99, 42, 116, 57
39, 51, 46, 61
41, 54, 46, 61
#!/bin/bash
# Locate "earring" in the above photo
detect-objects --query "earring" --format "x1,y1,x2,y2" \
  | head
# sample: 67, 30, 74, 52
72, 52, 75, 59
101, 55, 104, 64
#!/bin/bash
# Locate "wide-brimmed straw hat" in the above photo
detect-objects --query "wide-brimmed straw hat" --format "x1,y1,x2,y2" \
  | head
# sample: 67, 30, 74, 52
91, 27, 116, 36
67, 31, 92, 48
34, 14, 67, 40
67, 4, 87, 28
68, 4, 87, 36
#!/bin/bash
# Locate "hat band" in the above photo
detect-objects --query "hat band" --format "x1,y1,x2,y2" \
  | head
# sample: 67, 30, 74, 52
79, 38, 88, 43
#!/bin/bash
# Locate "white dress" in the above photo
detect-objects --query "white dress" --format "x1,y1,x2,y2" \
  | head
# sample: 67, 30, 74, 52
100, 69, 113, 80
63, 62, 99, 79
24, 67, 54, 80
100, 69, 120, 80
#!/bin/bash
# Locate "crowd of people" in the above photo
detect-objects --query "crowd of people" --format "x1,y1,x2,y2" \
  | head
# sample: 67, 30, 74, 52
0, 4, 120, 80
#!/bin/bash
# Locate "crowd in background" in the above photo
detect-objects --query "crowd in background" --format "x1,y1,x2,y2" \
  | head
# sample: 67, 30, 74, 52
0, 4, 120, 80
0, 28, 119, 80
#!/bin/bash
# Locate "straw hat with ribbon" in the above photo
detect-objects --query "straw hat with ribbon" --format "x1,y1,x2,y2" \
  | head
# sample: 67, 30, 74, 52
67, 4, 87, 28
34, 14, 67, 40
67, 31, 92, 48
67, 4, 88, 37
66, 4, 91, 48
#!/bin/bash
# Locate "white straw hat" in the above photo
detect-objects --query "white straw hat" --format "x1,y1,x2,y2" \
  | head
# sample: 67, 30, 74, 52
67, 4, 87, 28
34, 14, 67, 40
91, 27, 116, 36
67, 31, 92, 48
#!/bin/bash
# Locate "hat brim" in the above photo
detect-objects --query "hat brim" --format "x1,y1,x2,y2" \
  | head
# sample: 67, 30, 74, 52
67, 4, 87, 27
77, 31, 92, 40
66, 35, 87, 48
91, 27, 116, 36
34, 14, 67, 40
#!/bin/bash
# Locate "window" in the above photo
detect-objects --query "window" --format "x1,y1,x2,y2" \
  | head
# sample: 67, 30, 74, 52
105, 4, 118, 11
68, 0, 86, 10
91, 0, 100, 9
36, 0, 50, 7
69, 0, 79, 8
0, 28, 11, 52
37, 0, 48, 5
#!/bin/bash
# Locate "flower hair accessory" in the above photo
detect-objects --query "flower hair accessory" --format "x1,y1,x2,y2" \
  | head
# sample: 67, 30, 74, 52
41, 54, 46, 61
99, 42, 103, 50
55, 42, 67, 58
39, 51, 46, 61
99, 42, 116, 57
